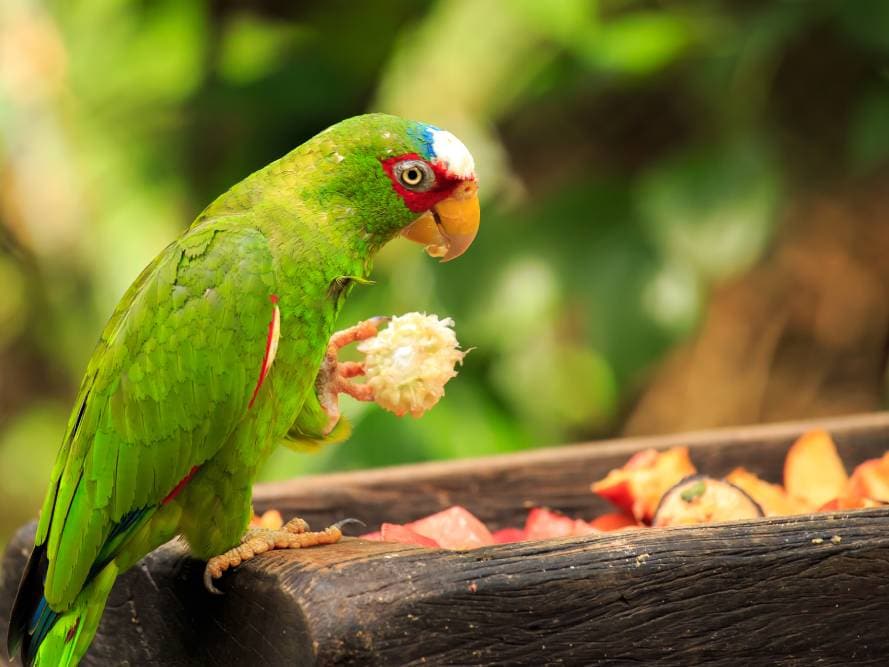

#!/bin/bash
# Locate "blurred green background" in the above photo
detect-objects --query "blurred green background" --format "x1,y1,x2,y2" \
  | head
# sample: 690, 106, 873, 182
2, 0, 889, 545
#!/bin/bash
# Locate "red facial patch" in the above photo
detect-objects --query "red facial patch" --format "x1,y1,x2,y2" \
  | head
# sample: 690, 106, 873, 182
381, 153, 464, 213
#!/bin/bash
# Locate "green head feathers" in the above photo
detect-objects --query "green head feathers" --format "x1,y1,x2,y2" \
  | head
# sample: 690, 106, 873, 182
206, 113, 480, 261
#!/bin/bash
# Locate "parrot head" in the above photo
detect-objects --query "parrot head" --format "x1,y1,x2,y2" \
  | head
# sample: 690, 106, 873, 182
294, 114, 480, 262
380, 121, 480, 262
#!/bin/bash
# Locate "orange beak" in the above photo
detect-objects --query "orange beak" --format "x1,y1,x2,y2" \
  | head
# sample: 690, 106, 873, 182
400, 180, 480, 262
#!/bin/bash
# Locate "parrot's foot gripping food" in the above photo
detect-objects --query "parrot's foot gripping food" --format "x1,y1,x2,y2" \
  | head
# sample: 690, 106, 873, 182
318, 312, 466, 432
203, 517, 356, 594
317, 317, 388, 434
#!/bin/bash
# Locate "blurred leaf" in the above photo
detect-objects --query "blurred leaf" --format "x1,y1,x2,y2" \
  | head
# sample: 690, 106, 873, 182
637, 140, 780, 282
218, 13, 306, 85
0, 254, 26, 346
491, 334, 617, 439
577, 11, 694, 76
641, 259, 702, 336
512, 0, 595, 45
836, 0, 889, 54
848, 85, 889, 171
0, 402, 67, 544
61, 0, 207, 108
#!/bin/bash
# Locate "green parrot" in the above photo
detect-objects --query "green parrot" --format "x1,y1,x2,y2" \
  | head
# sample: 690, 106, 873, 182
6, 113, 480, 666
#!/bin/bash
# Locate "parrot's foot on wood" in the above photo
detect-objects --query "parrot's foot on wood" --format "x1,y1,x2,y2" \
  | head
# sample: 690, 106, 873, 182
203, 517, 361, 594
317, 316, 388, 434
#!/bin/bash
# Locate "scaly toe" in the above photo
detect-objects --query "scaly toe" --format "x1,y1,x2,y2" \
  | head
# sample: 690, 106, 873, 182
283, 517, 310, 534
202, 517, 349, 595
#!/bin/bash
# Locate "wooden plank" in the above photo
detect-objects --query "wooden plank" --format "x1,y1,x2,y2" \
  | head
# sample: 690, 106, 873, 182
5, 509, 889, 665
249, 508, 889, 665
3, 413, 889, 665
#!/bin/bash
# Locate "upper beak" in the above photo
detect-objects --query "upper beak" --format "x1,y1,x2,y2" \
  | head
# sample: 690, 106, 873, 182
400, 180, 480, 262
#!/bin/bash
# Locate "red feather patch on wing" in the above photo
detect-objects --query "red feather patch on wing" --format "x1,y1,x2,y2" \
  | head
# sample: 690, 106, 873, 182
161, 466, 201, 505
248, 295, 281, 410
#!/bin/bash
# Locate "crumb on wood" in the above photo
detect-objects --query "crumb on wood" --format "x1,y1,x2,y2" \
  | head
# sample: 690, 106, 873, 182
831, 535, 842, 544
812, 537, 824, 544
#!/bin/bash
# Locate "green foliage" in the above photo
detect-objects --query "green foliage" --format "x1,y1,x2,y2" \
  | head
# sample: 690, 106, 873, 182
1, 0, 887, 544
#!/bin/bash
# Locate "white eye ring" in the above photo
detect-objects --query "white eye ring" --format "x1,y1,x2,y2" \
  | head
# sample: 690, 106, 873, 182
395, 160, 434, 191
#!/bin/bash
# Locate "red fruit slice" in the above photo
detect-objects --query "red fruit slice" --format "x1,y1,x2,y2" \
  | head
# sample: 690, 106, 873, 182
589, 512, 638, 531
818, 495, 883, 511
524, 507, 577, 539
380, 523, 440, 547
591, 447, 697, 522
407, 506, 494, 550
523, 508, 600, 539
491, 527, 527, 544
571, 519, 598, 536
847, 453, 889, 502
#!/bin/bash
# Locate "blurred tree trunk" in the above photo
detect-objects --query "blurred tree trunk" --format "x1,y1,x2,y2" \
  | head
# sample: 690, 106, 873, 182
625, 174, 889, 435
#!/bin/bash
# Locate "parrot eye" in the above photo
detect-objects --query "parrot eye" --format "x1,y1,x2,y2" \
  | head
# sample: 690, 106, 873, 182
394, 160, 435, 191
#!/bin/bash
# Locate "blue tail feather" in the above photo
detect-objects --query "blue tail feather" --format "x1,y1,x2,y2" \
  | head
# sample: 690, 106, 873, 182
26, 597, 58, 666
8, 506, 154, 665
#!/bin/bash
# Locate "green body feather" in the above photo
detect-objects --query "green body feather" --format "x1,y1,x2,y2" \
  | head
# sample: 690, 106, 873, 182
9, 114, 435, 666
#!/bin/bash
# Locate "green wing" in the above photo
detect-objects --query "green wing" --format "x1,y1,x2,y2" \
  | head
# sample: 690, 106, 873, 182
35, 220, 277, 608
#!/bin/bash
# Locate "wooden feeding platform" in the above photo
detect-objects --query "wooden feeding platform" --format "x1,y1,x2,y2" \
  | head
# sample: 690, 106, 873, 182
4, 413, 889, 665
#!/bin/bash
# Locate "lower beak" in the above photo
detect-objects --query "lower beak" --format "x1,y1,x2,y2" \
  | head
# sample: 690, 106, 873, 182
400, 180, 480, 262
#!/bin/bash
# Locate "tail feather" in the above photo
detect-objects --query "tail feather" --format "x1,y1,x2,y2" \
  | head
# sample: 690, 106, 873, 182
27, 597, 59, 665
31, 562, 117, 667
7, 543, 50, 664
7, 544, 118, 667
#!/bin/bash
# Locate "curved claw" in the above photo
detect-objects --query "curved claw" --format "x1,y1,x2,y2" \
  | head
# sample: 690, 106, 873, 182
203, 569, 224, 596
331, 517, 366, 534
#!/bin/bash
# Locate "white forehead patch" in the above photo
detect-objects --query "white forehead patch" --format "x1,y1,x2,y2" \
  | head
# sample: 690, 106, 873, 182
430, 129, 475, 179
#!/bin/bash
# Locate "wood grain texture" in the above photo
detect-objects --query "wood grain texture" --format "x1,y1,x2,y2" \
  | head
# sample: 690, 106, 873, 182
3, 413, 889, 665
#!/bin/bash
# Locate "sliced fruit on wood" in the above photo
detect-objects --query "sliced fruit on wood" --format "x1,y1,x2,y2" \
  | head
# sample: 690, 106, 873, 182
725, 467, 813, 516
407, 505, 494, 549
846, 452, 889, 503
589, 512, 639, 531
653, 475, 763, 528
524, 507, 578, 539
524, 507, 600, 539
783, 429, 848, 508
491, 527, 527, 544
818, 495, 884, 511
380, 522, 440, 547
591, 447, 697, 522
